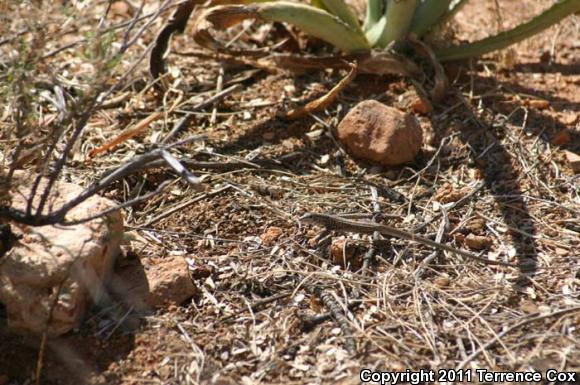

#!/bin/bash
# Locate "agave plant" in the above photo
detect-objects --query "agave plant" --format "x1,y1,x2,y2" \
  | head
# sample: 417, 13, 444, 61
151, 0, 579, 102
153, 0, 579, 61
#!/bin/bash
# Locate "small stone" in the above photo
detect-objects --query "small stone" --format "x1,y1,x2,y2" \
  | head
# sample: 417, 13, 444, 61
110, 257, 198, 310
564, 150, 580, 173
336, 100, 422, 166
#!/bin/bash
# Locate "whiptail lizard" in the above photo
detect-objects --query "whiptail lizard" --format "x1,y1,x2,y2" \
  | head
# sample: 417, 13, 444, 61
300, 212, 519, 268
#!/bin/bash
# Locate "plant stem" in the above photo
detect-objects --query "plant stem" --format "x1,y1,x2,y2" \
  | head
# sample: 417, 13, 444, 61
410, 0, 452, 37
364, 0, 384, 31
376, 0, 419, 48
436, 0, 580, 61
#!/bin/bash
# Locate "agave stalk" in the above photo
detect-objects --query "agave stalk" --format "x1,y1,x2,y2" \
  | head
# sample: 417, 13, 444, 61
410, 0, 453, 37
363, 0, 384, 32
436, 0, 580, 61
374, 0, 419, 48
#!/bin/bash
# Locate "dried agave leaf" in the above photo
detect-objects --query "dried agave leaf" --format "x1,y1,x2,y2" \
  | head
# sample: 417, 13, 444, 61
408, 34, 448, 102
270, 50, 418, 77
150, 0, 197, 80
270, 53, 363, 72
150, 0, 251, 80
284, 62, 357, 120
357, 50, 419, 77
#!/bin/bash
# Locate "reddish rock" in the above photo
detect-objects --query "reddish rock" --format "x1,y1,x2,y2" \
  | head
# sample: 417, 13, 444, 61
0, 171, 123, 336
336, 100, 423, 166
110, 257, 198, 310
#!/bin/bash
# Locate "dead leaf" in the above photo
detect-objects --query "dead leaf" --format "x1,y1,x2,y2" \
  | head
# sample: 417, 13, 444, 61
358, 51, 419, 77
150, 0, 196, 80
330, 238, 355, 266
408, 34, 448, 102
409, 97, 433, 114
193, 4, 280, 57
465, 234, 493, 251
525, 99, 550, 110
434, 183, 469, 203
284, 62, 357, 120
260, 226, 283, 246
271, 51, 417, 77
110, 1, 132, 17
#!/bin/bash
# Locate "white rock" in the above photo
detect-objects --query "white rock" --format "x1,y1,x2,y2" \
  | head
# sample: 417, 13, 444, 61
0, 172, 123, 336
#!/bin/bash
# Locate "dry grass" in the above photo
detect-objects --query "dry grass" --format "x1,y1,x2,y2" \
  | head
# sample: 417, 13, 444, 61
1, 1, 579, 384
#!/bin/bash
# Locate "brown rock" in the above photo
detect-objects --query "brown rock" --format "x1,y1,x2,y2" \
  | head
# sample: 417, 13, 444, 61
110, 257, 198, 310
336, 100, 422, 166
0, 172, 123, 336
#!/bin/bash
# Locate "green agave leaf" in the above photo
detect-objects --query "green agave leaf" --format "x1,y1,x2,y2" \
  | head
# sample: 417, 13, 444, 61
364, 0, 385, 32
436, 0, 580, 61
365, 15, 387, 46
410, 0, 453, 37
195, 2, 370, 54
315, 0, 363, 32
375, 0, 419, 48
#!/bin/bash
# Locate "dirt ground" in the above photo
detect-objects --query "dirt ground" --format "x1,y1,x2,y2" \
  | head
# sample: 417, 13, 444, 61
0, 0, 579, 384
